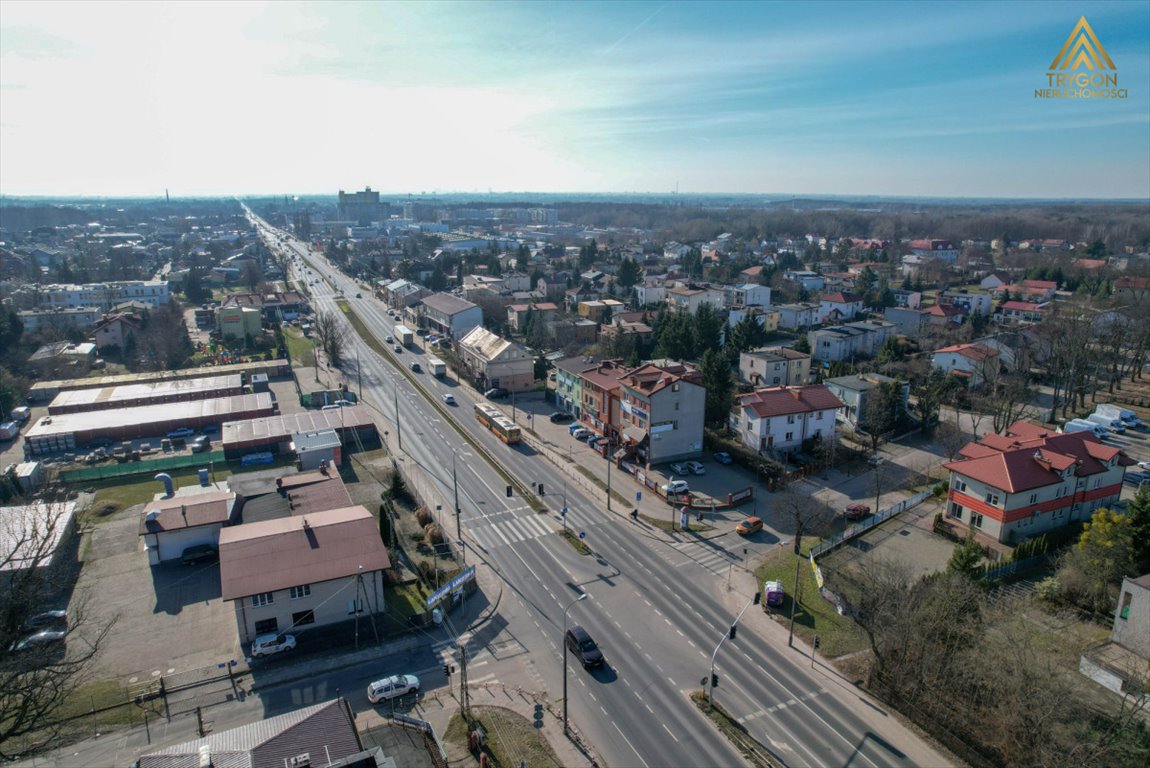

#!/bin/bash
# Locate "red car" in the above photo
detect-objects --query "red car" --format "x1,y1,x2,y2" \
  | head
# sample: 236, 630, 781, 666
844, 503, 871, 520
736, 516, 764, 535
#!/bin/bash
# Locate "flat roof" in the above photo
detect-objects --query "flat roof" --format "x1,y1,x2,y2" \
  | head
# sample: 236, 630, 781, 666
28, 360, 286, 395
49, 374, 243, 411
26, 393, 274, 438
0, 502, 77, 572
223, 406, 374, 445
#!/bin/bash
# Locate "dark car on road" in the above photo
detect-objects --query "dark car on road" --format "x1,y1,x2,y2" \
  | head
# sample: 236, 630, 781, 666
565, 625, 604, 668
549, 411, 574, 424
485, 388, 509, 400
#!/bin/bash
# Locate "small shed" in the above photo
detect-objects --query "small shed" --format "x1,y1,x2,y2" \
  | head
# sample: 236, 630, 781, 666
139, 490, 237, 565
14, 462, 42, 493
292, 429, 342, 471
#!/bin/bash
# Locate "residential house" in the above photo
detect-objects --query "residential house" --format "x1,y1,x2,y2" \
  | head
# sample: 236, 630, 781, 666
996, 279, 1057, 303
139, 490, 238, 566
1112, 574, 1150, 659
808, 320, 895, 362
666, 284, 723, 314
218, 505, 390, 643
418, 292, 483, 339
663, 242, 690, 260
577, 360, 629, 443
727, 306, 780, 335
725, 283, 772, 309
995, 301, 1049, 326
577, 300, 612, 323
783, 270, 826, 292
564, 284, 601, 312
891, 289, 922, 309
943, 421, 1131, 544
823, 373, 910, 427
775, 302, 820, 330
980, 272, 1013, 291
379, 278, 429, 309
457, 326, 535, 392
883, 306, 929, 338
91, 312, 143, 352
136, 699, 368, 768
536, 273, 569, 300
552, 356, 600, 418
502, 271, 533, 291
932, 342, 1000, 386
938, 290, 993, 316
1080, 573, 1150, 701
817, 291, 864, 324
925, 304, 966, 327
18, 307, 103, 333
730, 385, 844, 453
507, 302, 559, 333
618, 362, 706, 464
634, 276, 667, 307
909, 239, 958, 263
739, 347, 811, 387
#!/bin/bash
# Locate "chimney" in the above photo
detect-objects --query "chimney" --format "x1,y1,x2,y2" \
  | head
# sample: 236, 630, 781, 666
789, 389, 801, 400
302, 517, 310, 529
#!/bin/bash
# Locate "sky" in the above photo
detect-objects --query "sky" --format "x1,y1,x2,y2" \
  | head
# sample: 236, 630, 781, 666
1, 1, 1148, 200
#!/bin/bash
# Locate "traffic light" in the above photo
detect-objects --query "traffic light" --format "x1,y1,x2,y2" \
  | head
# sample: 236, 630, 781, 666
506, 485, 513, 498
753, 592, 761, 605
729, 625, 737, 640
539, 484, 545, 497
711, 673, 719, 688
813, 636, 821, 650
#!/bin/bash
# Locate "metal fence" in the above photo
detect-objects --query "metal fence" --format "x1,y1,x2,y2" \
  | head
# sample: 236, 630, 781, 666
810, 487, 934, 561
59, 450, 228, 483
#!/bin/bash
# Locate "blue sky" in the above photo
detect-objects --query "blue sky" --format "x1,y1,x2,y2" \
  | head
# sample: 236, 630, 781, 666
1, 1, 1147, 198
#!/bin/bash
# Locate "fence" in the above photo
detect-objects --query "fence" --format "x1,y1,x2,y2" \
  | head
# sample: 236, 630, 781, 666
391, 714, 449, 768
59, 450, 228, 483
810, 487, 933, 561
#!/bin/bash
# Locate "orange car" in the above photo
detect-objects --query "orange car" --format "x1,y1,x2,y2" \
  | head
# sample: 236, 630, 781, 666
736, 516, 763, 535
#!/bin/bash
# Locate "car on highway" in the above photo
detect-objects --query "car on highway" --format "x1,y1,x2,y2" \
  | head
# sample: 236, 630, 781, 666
549, 411, 574, 424
250, 633, 296, 658
9, 629, 66, 654
844, 503, 872, 520
713, 452, 733, 465
442, 394, 456, 405
393, 344, 403, 353
669, 462, 689, 475
410, 362, 421, 372
181, 543, 218, 565
367, 674, 420, 703
736, 516, 764, 536
661, 479, 690, 495
166, 427, 195, 439
385, 335, 394, 343
355, 292, 362, 298
685, 460, 705, 474
565, 625, 604, 669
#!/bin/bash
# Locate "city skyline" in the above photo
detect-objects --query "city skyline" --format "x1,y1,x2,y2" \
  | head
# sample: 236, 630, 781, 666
1, 1, 1148, 199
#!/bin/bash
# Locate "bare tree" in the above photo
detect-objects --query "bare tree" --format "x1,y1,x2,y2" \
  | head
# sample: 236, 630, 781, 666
311, 310, 350, 367
772, 482, 835, 555
1, 502, 114, 759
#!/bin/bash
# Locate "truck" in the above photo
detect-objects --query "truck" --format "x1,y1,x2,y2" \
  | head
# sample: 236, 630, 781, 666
394, 324, 414, 346
1095, 403, 1142, 429
428, 357, 447, 377
1062, 419, 1107, 439
1086, 412, 1125, 433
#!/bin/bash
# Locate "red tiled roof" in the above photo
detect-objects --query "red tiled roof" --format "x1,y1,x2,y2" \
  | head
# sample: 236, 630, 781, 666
999, 301, 1046, 312
139, 490, 236, 535
218, 505, 390, 600
926, 305, 964, 317
945, 427, 1127, 493
1116, 276, 1150, 291
737, 385, 844, 419
935, 343, 999, 362
1072, 259, 1106, 269
1019, 279, 1056, 290
821, 292, 861, 304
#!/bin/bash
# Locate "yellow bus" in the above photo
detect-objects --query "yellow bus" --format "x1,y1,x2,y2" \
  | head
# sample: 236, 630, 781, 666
474, 403, 521, 444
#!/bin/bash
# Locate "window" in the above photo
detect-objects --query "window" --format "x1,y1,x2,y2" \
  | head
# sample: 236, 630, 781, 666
984, 493, 999, 506
949, 502, 963, 519
1029, 493, 1038, 505
787, 414, 795, 424
954, 480, 967, 493
290, 585, 311, 599
672, 383, 680, 392
816, 411, 823, 420
971, 512, 984, 529
292, 609, 316, 627
254, 618, 278, 635
251, 592, 274, 608
1119, 592, 1132, 620
785, 432, 794, 441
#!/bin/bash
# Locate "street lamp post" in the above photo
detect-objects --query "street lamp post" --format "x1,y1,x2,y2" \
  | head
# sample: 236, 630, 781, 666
562, 592, 589, 736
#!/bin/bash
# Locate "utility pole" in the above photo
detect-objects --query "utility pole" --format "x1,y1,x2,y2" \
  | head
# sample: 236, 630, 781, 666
460, 644, 470, 719
453, 452, 461, 540
394, 389, 403, 451
708, 591, 761, 708
606, 443, 613, 512
787, 552, 803, 648
357, 347, 362, 400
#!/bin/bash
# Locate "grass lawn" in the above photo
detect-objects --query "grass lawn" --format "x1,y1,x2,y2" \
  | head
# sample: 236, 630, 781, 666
445, 707, 564, 768
754, 540, 868, 658
282, 326, 316, 367
86, 467, 232, 522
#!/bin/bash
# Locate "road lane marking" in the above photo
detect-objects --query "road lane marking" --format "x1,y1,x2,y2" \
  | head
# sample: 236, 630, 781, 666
661, 722, 679, 743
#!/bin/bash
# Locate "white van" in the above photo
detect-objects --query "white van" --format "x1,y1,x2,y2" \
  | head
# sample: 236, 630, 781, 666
1086, 412, 1125, 433
1062, 419, 1107, 439
1095, 403, 1142, 429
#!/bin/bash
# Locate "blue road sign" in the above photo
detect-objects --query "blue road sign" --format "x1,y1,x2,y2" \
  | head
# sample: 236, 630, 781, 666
579, 531, 586, 540
636, 491, 642, 502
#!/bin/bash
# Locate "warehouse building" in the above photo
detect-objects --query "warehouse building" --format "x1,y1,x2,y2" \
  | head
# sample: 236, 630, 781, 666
221, 407, 377, 460
24, 393, 275, 456
47, 374, 245, 415
27, 360, 289, 403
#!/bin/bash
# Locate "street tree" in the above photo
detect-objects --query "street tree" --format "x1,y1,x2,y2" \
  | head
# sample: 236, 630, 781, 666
312, 310, 350, 368
1, 503, 115, 759
772, 481, 834, 555
242, 261, 263, 292
700, 348, 733, 428
858, 381, 903, 454
947, 533, 985, 580
1057, 508, 1136, 613
615, 257, 641, 289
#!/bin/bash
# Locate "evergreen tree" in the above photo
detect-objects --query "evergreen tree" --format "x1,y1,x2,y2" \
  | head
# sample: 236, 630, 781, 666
1127, 484, 1150, 569
700, 348, 734, 428
616, 257, 641, 289
693, 304, 724, 353
947, 534, 984, 580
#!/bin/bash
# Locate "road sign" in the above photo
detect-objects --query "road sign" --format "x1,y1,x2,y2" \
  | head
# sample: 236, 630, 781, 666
578, 531, 586, 540
562, 506, 568, 516
636, 491, 642, 502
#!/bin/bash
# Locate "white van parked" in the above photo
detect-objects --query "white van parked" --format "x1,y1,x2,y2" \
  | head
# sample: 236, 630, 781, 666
1095, 403, 1142, 428
1062, 419, 1107, 439
1086, 412, 1125, 433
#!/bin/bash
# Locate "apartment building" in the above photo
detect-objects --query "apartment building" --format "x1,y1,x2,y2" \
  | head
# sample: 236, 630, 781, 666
617, 363, 705, 464
730, 385, 843, 453
739, 347, 811, 387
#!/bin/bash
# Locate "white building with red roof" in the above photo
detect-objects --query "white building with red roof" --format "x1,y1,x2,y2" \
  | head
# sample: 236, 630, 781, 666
944, 421, 1133, 544
931, 342, 1000, 387
908, 239, 958, 263
817, 291, 864, 323
995, 300, 1049, 326
731, 385, 844, 452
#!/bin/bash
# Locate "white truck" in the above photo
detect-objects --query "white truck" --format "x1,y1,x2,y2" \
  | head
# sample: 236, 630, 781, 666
1062, 419, 1107, 439
1086, 412, 1125, 433
1094, 403, 1142, 429
428, 357, 447, 377
393, 324, 414, 347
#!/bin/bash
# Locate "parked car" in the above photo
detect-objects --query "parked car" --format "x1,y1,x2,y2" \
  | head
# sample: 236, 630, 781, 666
181, 543, 218, 565
367, 674, 420, 703
9, 629, 66, 654
191, 436, 211, 453
713, 452, 732, 465
571, 427, 591, 441
735, 516, 763, 536
24, 609, 67, 630
442, 394, 456, 406
662, 479, 690, 495
549, 411, 574, 424
565, 625, 604, 668
250, 633, 296, 658
844, 503, 872, 520
684, 460, 705, 474
166, 427, 195, 439
669, 462, 688, 475
485, 387, 509, 400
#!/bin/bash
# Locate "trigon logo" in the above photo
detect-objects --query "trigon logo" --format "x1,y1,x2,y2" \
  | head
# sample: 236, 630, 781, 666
1049, 16, 1115, 71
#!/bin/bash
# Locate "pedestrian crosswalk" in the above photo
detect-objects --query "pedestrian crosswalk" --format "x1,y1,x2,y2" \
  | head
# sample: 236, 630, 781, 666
664, 539, 743, 576
469, 512, 555, 551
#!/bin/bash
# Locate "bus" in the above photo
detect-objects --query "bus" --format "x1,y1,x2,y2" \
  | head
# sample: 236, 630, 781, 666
474, 403, 521, 444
